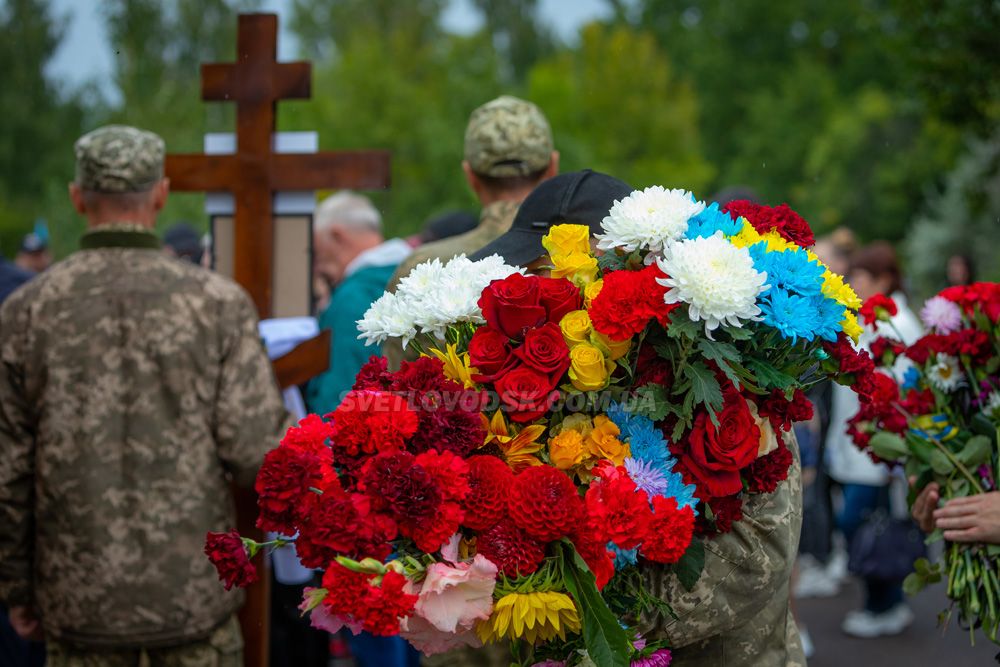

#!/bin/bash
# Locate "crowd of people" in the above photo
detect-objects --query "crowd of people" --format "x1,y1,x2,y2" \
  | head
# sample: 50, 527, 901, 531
0, 93, 995, 667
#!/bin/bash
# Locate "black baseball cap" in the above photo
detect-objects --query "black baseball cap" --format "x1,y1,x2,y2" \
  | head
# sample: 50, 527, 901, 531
468, 170, 633, 266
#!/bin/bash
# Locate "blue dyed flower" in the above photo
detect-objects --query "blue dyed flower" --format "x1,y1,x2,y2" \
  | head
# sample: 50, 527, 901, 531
759, 287, 819, 343
610, 544, 638, 569
811, 294, 846, 342
685, 202, 743, 240
901, 365, 921, 391
749, 243, 825, 296
625, 457, 669, 497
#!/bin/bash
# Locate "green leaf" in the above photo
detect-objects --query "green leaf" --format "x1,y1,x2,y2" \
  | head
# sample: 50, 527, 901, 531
560, 543, 631, 667
956, 435, 992, 467
869, 432, 910, 461
721, 325, 754, 341
697, 339, 742, 386
903, 571, 928, 596
666, 316, 701, 341
632, 385, 672, 421
928, 448, 955, 475
683, 361, 724, 415
598, 251, 628, 272
672, 539, 706, 592
745, 358, 797, 391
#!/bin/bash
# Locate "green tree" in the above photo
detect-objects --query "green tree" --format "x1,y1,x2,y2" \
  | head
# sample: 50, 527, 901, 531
527, 22, 714, 193
472, 0, 554, 83
0, 0, 85, 257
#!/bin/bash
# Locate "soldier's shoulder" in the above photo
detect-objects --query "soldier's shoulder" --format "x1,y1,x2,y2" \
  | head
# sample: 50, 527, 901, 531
167, 258, 256, 309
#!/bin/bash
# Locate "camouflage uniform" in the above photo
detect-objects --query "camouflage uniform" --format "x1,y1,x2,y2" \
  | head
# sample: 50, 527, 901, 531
383, 95, 554, 370
640, 430, 806, 667
0, 126, 291, 658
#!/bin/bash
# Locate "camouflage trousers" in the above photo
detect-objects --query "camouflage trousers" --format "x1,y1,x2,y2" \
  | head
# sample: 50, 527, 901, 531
46, 616, 242, 667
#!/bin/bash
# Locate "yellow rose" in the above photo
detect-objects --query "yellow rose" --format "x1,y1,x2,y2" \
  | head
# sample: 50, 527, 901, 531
542, 224, 592, 257
559, 413, 594, 438
584, 279, 604, 308
568, 343, 613, 392
551, 251, 599, 284
560, 310, 593, 347
548, 429, 586, 470
587, 415, 630, 466
747, 401, 778, 458
591, 331, 632, 361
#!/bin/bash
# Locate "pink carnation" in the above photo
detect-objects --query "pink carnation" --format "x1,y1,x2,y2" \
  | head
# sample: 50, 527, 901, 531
920, 296, 963, 334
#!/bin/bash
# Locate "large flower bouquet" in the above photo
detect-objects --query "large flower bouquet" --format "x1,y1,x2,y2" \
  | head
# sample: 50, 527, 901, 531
849, 283, 1000, 643
206, 188, 876, 667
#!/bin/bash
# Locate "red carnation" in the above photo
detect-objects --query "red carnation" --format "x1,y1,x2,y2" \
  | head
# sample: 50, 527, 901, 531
295, 488, 396, 567
701, 494, 744, 534
941, 282, 1000, 321
570, 527, 615, 591
640, 496, 695, 564
589, 265, 677, 341
513, 322, 571, 377
537, 276, 584, 324
205, 530, 258, 590
255, 446, 325, 534
390, 356, 455, 394
859, 294, 898, 325
279, 414, 334, 457
722, 200, 815, 248
870, 337, 906, 367
463, 455, 515, 531
746, 443, 794, 494
508, 466, 583, 543
477, 519, 546, 577
756, 389, 814, 433
585, 464, 653, 550
320, 563, 418, 637
328, 391, 419, 463
353, 356, 393, 391
469, 327, 514, 382
478, 273, 548, 340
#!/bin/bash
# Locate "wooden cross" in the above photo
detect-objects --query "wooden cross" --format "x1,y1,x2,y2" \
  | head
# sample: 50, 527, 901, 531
164, 13, 391, 667
166, 12, 391, 318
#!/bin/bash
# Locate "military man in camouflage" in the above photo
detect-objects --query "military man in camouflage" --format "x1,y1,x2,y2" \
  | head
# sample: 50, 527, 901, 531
0, 125, 291, 666
383, 94, 558, 369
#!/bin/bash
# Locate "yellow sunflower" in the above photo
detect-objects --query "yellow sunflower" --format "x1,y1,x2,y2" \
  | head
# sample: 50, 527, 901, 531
475, 591, 582, 645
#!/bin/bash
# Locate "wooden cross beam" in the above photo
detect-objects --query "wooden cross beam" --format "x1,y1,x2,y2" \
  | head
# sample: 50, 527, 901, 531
165, 13, 391, 318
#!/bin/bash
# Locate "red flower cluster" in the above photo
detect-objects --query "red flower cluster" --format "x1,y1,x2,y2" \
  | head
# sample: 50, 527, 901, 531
746, 443, 794, 494
462, 455, 515, 531
722, 200, 816, 248
328, 390, 419, 463
477, 519, 546, 578
870, 336, 906, 367
508, 465, 583, 542
674, 391, 761, 499
700, 495, 744, 534
639, 496, 695, 564
859, 293, 898, 325
589, 265, 678, 341
846, 370, 905, 450
472, 274, 581, 422
295, 487, 396, 567
907, 329, 992, 365
823, 333, 877, 403
757, 389, 814, 432
321, 562, 418, 636
205, 530, 258, 590
941, 282, 1000, 321
255, 445, 327, 534
584, 464, 653, 550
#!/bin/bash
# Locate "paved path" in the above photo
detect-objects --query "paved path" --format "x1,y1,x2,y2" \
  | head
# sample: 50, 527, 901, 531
797, 579, 999, 666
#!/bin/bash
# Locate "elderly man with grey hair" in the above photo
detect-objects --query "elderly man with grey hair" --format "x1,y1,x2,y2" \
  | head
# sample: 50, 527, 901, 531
305, 190, 411, 416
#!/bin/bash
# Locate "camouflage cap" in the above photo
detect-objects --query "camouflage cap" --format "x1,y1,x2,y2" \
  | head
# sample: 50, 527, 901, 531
74, 125, 165, 193
464, 95, 553, 178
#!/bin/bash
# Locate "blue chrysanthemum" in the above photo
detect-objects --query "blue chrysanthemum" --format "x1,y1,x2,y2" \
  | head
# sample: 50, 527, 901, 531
663, 470, 700, 514
811, 294, 847, 342
610, 544, 638, 569
749, 243, 825, 296
901, 365, 921, 391
759, 287, 819, 343
685, 202, 744, 240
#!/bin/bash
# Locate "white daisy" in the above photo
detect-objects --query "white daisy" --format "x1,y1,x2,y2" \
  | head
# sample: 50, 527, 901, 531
927, 354, 966, 393
983, 391, 1000, 419
655, 232, 769, 335
596, 186, 705, 254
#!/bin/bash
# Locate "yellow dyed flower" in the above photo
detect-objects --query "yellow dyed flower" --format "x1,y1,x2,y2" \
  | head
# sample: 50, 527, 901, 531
841, 310, 863, 342
584, 279, 604, 308
587, 415, 630, 466
548, 429, 586, 470
482, 410, 545, 471
568, 343, 614, 392
475, 591, 581, 645
821, 269, 862, 310
560, 310, 593, 347
759, 231, 797, 253
591, 330, 632, 361
427, 343, 479, 389
551, 251, 599, 284
729, 219, 763, 248
542, 224, 591, 256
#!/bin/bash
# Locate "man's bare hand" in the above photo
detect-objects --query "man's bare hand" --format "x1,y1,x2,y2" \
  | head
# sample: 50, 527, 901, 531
934, 491, 1000, 544
911, 480, 940, 533
8, 606, 44, 641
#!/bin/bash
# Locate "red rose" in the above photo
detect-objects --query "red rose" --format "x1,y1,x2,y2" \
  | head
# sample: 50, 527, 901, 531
513, 322, 571, 377
859, 293, 898, 325
469, 327, 513, 381
679, 392, 761, 498
493, 364, 560, 422
478, 273, 547, 340
205, 530, 258, 590
537, 277, 583, 323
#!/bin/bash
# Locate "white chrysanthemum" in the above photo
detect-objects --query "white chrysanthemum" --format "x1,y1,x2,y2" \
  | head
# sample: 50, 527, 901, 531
927, 354, 966, 393
357, 292, 417, 346
655, 232, 769, 334
597, 186, 705, 254
396, 257, 446, 302
985, 391, 1000, 419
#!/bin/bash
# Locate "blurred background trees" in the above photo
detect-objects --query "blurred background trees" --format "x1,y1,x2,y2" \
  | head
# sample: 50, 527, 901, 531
1, 0, 997, 295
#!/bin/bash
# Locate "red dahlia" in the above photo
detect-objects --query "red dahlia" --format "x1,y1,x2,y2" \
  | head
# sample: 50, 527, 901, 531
508, 466, 583, 542
477, 519, 546, 577
205, 530, 258, 590
640, 496, 695, 563
462, 455, 515, 531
